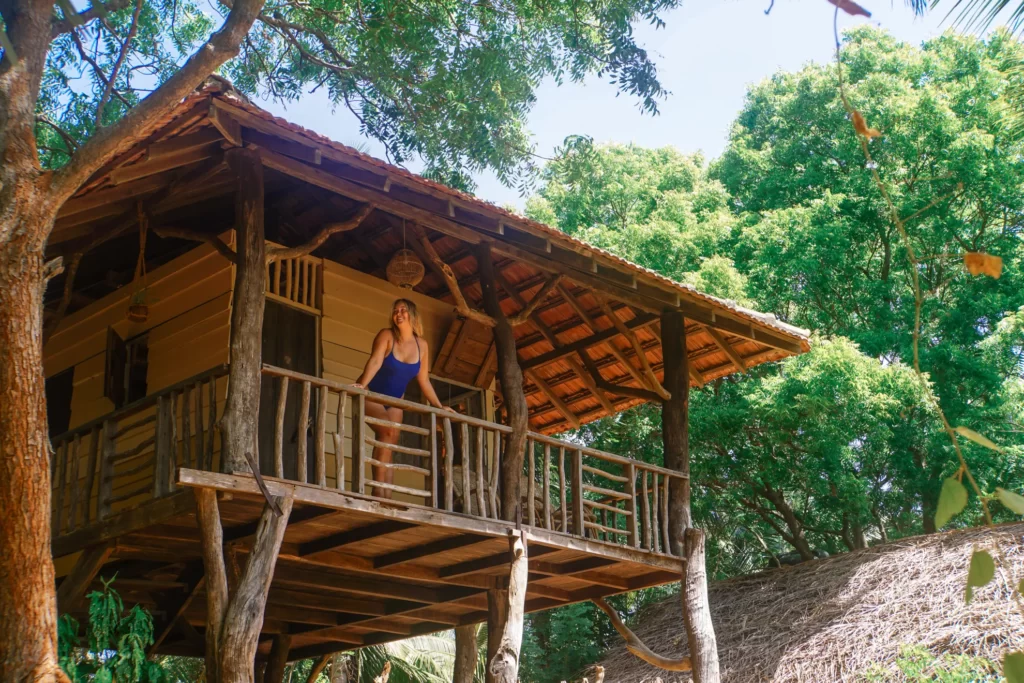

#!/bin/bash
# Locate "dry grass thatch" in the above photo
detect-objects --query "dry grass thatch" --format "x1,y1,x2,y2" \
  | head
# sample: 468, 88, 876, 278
594, 524, 1024, 682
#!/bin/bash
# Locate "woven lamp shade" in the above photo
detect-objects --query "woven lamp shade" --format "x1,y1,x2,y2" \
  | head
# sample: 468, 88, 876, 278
386, 248, 425, 289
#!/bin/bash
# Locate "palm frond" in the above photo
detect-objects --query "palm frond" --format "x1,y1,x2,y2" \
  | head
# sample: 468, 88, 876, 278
931, 0, 1024, 34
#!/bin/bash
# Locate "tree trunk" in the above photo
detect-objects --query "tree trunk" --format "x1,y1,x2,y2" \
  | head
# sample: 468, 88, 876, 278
453, 624, 479, 683
681, 529, 720, 683
486, 533, 528, 683
476, 242, 528, 522
661, 310, 720, 683
221, 148, 266, 474
476, 244, 529, 683
0, 228, 65, 683
197, 488, 294, 683
759, 483, 814, 561
329, 653, 349, 683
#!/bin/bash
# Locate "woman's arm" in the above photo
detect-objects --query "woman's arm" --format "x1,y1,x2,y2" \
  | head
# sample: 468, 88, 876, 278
415, 339, 452, 410
353, 329, 391, 388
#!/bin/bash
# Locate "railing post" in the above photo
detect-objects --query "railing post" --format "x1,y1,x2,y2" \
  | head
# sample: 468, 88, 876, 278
84, 426, 100, 524
475, 426, 486, 518
571, 449, 584, 537
443, 417, 455, 511
641, 471, 651, 550
334, 391, 347, 490
542, 444, 552, 530
352, 394, 365, 494
527, 439, 536, 527
206, 377, 217, 472
626, 463, 638, 548
181, 383, 192, 469
429, 412, 438, 508
154, 395, 173, 497
315, 384, 328, 487
67, 435, 81, 531
98, 419, 116, 519
558, 448, 567, 532
489, 431, 500, 518
274, 376, 288, 478
297, 381, 311, 483
460, 423, 471, 515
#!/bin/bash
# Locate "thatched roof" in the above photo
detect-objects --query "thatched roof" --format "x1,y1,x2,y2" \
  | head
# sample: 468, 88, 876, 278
594, 524, 1024, 682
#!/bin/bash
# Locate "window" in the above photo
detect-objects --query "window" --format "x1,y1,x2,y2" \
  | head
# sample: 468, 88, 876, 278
46, 368, 74, 438
105, 329, 149, 409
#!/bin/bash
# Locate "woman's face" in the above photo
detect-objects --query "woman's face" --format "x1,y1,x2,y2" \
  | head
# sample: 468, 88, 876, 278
392, 302, 411, 328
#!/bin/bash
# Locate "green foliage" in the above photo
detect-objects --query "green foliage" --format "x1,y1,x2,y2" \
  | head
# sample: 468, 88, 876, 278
965, 549, 996, 603
860, 644, 1000, 682
936, 478, 969, 529
36, 0, 684, 190
59, 577, 168, 683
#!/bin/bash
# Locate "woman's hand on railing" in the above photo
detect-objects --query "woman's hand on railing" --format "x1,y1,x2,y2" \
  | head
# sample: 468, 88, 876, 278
351, 382, 365, 389
440, 405, 457, 413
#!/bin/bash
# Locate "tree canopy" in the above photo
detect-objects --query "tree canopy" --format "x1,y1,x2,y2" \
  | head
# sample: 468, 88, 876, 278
519, 27, 1024, 681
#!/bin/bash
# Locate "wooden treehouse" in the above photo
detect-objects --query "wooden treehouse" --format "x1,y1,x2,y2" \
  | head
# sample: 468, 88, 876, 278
44, 82, 810, 671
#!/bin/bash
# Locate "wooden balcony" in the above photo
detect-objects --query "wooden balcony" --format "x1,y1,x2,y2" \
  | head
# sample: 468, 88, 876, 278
51, 365, 685, 660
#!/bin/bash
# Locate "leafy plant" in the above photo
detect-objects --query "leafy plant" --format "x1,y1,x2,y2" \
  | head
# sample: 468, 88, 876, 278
59, 576, 167, 683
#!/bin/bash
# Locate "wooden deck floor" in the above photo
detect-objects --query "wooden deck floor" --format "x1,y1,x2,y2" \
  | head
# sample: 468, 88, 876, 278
54, 468, 682, 662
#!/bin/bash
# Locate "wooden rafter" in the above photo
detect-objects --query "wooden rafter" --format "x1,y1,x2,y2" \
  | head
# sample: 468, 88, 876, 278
577, 350, 663, 404
524, 368, 581, 429
266, 203, 374, 262
555, 283, 653, 390
493, 270, 614, 414
415, 227, 497, 328
506, 274, 562, 327
594, 294, 670, 401
153, 226, 237, 262
704, 326, 747, 374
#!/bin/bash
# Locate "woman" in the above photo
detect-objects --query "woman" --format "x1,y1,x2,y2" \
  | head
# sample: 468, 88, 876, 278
353, 298, 452, 498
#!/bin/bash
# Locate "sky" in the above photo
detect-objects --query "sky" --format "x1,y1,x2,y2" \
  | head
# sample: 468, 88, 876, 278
259, 0, 954, 210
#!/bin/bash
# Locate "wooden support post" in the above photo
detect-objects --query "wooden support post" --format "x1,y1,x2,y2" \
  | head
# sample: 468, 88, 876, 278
477, 242, 529, 522
352, 394, 366, 494
56, 543, 113, 613
154, 396, 173, 497
196, 486, 294, 683
571, 449, 584, 536
263, 634, 292, 683
486, 531, 528, 683
454, 624, 480, 683
221, 147, 265, 474
661, 308, 720, 683
478, 242, 530, 683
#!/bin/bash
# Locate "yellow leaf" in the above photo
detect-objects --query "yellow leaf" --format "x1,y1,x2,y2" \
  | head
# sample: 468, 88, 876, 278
963, 252, 1002, 279
953, 426, 1005, 453
852, 110, 881, 139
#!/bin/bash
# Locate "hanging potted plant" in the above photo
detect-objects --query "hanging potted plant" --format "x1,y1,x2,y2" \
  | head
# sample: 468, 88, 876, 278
127, 288, 150, 323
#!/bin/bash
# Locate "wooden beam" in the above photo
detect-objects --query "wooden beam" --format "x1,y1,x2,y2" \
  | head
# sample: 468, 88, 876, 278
415, 226, 495, 327
147, 126, 224, 159
299, 521, 415, 558
506, 275, 562, 327
56, 543, 114, 612
109, 142, 221, 185
577, 350, 663, 404
523, 369, 581, 429
374, 534, 494, 568
595, 295, 670, 400
521, 312, 658, 372
704, 326, 747, 374
440, 545, 555, 579
149, 561, 205, 652
266, 202, 374, 262
209, 104, 243, 147
264, 634, 292, 683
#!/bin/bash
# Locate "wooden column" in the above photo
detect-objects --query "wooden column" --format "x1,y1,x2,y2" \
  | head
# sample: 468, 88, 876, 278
453, 624, 479, 683
196, 487, 294, 683
263, 634, 292, 683
477, 243, 529, 683
221, 147, 266, 474
486, 531, 528, 683
661, 309, 720, 683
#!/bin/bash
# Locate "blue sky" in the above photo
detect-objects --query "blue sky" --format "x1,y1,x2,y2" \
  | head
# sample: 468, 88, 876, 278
260, 0, 952, 209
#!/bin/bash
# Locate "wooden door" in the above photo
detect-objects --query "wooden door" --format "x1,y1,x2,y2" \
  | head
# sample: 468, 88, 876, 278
258, 300, 318, 479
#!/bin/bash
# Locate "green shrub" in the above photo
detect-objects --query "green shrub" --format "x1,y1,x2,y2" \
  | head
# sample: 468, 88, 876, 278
860, 644, 1001, 682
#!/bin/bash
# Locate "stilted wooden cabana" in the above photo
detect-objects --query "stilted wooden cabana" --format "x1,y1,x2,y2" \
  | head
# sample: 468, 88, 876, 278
44, 81, 810, 676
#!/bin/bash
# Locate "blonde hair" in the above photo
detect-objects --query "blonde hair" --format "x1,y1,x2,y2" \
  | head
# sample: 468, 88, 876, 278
390, 298, 424, 338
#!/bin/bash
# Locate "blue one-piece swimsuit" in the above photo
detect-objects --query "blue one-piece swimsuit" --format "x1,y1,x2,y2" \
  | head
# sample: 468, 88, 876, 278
367, 341, 421, 399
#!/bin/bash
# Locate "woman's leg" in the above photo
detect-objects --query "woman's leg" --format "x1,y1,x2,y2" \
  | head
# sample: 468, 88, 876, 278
364, 400, 403, 498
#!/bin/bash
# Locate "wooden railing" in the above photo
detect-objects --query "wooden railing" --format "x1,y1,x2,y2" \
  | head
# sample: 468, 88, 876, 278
50, 366, 228, 536
261, 365, 686, 555
50, 363, 685, 555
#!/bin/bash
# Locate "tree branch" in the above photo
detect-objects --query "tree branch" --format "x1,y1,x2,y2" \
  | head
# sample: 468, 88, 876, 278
266, 202, 373, 261
592, 597, 692, 672
51, 0, 135, 37
153, 226, 237, 262
415, 227, 496, 327
35, 116, 79, 152
51, 0, 267, 205
506, 274, 562, 327
95, 0, 143, 126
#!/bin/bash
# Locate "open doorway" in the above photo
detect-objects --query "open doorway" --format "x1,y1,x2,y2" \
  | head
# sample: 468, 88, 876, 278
257, 299, 319, 479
